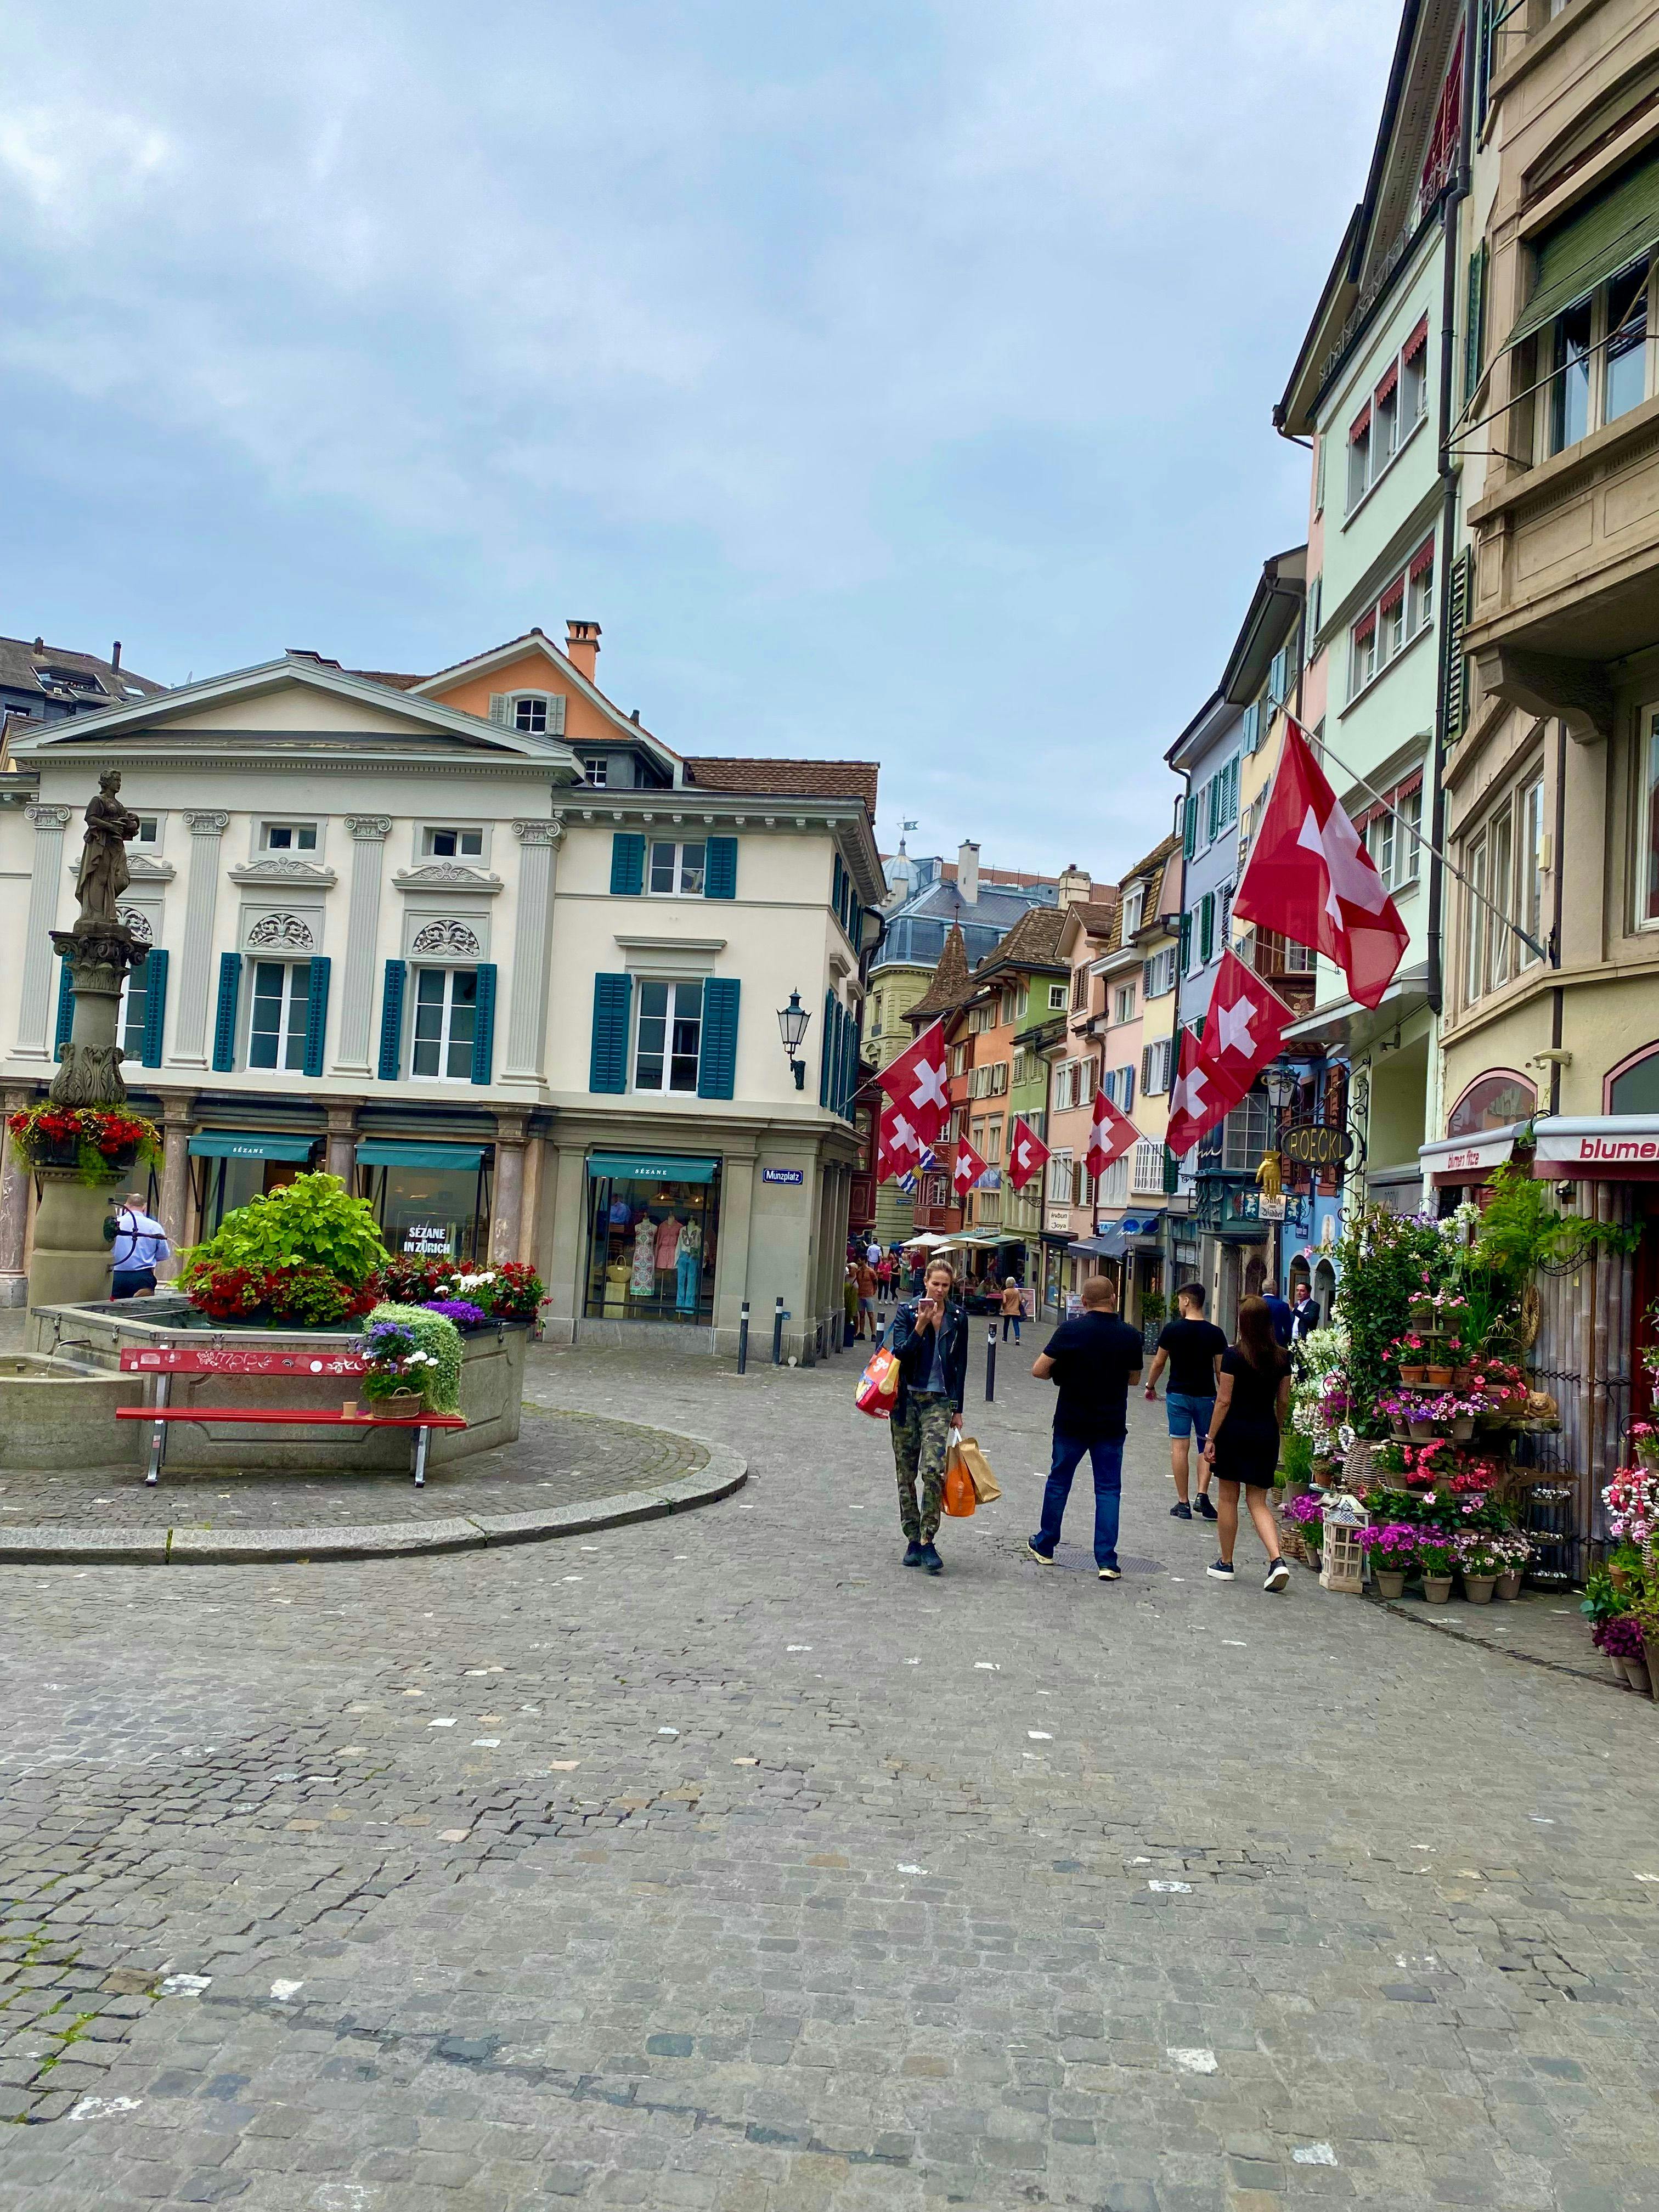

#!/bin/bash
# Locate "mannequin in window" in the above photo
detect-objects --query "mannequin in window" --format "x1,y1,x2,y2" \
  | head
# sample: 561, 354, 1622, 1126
654, 1211, 682, 1281
630, 1213, 656, 1297
676, 1216, 703, 1312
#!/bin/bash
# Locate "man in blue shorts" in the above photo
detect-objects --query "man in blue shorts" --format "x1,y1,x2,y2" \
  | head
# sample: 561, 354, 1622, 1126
1144, 1282, 1226, 1522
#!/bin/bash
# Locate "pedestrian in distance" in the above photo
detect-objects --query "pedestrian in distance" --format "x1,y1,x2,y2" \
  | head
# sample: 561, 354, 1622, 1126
1291, 1284, 1322, 1341
109, 1193, 170, 1298
1143, 1282, 1225, 1522
1201, 1295, 1293, 1593
1000, 1277, 1025, 1344
1026, 1274, 1143, 1581
888, 1256, 968, 1574
843, 1263, 860, 1350
1262, 1285, 1295, 1350
854, 1256, 880, 1339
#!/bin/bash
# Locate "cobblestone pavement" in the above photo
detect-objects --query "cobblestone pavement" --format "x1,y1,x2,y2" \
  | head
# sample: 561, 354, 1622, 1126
0, 1402, 706, 1528
1, 1335, 1657, 2211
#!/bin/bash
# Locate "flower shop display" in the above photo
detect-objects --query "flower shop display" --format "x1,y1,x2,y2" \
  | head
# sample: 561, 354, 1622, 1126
7, 1102, 161, 1186
1417, 1539, 1456, 1604
1361, 1522, 1418, 1601
368, 1255, 546, 1324
360, 1305, 464, 1413
422, 1297, 488, 1331
1593, 1614, 1650, 1692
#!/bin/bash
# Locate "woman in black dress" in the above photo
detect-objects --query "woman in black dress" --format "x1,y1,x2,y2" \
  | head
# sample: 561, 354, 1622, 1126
1201, 1296, 1292, 1592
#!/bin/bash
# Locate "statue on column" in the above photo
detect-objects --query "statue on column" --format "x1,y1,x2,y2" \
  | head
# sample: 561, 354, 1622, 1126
74, 771, 140, 930
49, 771, 148, 1106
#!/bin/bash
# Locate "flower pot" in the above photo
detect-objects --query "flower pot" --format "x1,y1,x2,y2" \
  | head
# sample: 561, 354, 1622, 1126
1638, 1440, 1659, 1471
1496, 1569, 1524, 1600
1451, 1415, 1475, 1442
1390, 1417, 1410, 1439
1373, 1569, 1407, 1600
1425, 1367, 1455, 1389
1462, 1575, 1497, 1605
1629, 1658, 1654, 1697
1421, 1575, 1454, 1604
1398, 1364, 1427, 1386
1453, 1365, 1474, 1389
1408, 1419, 1441, 1442
1611, 1564, 1633, 1594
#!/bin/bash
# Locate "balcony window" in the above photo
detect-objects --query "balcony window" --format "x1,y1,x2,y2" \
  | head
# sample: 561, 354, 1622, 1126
1549, 297, 1593, 454
1605, 258, 1650, 425
411, 967, 478, 1081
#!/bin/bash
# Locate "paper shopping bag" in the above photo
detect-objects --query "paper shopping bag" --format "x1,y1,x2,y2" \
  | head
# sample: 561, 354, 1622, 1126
941, 1429, 978, 1517
952, 1434, 1001, 1503
854, 1344, 899, 1419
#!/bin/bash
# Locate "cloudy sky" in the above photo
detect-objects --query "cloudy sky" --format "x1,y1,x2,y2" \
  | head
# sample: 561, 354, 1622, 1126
1, 1, 1396, 880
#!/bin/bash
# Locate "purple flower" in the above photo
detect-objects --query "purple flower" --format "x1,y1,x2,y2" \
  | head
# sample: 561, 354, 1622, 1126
423, 1298, 487, 1329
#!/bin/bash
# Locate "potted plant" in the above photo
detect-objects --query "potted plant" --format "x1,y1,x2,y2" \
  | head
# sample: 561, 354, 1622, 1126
1364, 1521, 1417, 1601
179, 1172, 388, 1328
1417, 1539, 1456, 1604
7, 1102, 161, 1186
1282, 1490, 1324, 1567
360, 1307, 463, 1414
1491, 1533, 1531, 1599
1595, 1613, 1648, 1692
1603, 1468, 1659, 1563
1457, 1534, 1503, 1605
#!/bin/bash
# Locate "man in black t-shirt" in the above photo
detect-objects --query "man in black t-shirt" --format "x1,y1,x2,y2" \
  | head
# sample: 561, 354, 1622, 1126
1026, 1274, 1143, 1581
1144, 1283, 1227, 1523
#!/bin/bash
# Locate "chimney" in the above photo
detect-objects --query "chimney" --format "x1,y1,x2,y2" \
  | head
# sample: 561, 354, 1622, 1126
1057, 864, 1091, 909
565, 619, 601, 681
957, 840, 980, 906
110, 641, 121, 670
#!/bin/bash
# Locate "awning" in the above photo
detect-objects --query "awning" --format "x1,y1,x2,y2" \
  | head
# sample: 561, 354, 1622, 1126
585, 1152, 718, 1182
1418, 1122, 1524, 1187
358, 1139, 487, 1172
1505, 153, 1659, 354
189, 1131, 318, 1162
1069, 1227, 1128, 1260
1531, 1115, 1659, 1178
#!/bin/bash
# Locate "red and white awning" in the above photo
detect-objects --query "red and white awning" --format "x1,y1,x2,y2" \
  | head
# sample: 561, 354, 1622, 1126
1418, 1124, 1523, 1187
1531, 1116, 1659, 1177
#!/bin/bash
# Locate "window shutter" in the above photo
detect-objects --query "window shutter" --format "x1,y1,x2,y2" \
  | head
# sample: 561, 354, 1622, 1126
488, 694, 510, 725
704, 835, 738, 900
1199, 895, 1215, 964
820, 992, 834, 1105
589, 973, 633, 1094
1178, 912, 1192, 971
1443, 548, 1471, 743
377, 959, 407, 1081
1141, 1045, 1153, 1092
303, 956, 331, 1080
1465, 242, 1487, 404
1124, 1068, 1135, 1114
549, 693, 567, 735
1316, 431, 1327, 515
849, 893, 861, 951
610, 832, 646, 896
139, 947, 168, 1069
211, 953, 241, 1074
470, 962, 497, 1085
832, 853, 843, 917
1142, 956, 1154, 998
1269, 648, 1286, 705
698, 977, 740, 1100
1182, 795, 1197, 858
53, 961, 74, 1061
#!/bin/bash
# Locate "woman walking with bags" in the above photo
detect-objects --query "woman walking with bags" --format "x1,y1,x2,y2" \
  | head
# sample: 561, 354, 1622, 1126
888, 1255, 968, 1575
1201, 1295, 1292, 1593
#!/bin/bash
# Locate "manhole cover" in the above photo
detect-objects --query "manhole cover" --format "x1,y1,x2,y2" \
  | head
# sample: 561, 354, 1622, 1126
1052, 1551, 1163, 1576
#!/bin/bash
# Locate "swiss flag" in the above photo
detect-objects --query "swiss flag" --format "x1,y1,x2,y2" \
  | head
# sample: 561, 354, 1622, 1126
875, 1020, 951, 1145
1232, 718, 1409, 1011
1085, 1087, 1137, 1181
876, 1100, 921, 1183
1164, 1028, 1212, 1158
951, 1136, 990, 1199
1005, 1114, 1050, 1192
1195, 952, 1295, 1119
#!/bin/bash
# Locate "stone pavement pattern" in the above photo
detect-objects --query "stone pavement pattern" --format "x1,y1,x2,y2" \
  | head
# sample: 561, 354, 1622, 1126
1, 1335, 1657, 2211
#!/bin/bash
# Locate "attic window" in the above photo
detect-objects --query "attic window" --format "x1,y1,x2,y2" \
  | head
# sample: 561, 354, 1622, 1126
38, 667, 99, 691
515, 697, 549, 734
581, 755, 609, 786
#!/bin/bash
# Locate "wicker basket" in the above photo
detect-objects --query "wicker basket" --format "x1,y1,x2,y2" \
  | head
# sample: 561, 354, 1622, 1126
1342, 1438, 1379, 1491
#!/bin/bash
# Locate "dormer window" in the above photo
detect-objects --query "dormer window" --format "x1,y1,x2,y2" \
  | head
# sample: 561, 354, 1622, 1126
515, 696, 549, 734
1121, 887, 1145, 938
581, 755, 609, 785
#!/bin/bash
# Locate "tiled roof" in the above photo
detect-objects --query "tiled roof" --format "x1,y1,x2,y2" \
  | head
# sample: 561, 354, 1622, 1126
348, 669, 425, 690
683, 757, 878, 815
973, 902, 1070, 977
1066, 900, 1119, 937
0, 635, 164, 704
906, 924, 974, 1021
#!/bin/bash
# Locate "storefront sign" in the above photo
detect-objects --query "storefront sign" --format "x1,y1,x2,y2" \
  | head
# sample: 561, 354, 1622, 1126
188, 1131, 317, 1162
1046, 1209, 1071, 1233
761, 1167, 804, 1186
1281, 1121, 1354, 1167
402, 1217, 456, 1256
586, 1152, 719, 1183
1256, 1194, 1286, 1222
1533, 1116, 1659, 1170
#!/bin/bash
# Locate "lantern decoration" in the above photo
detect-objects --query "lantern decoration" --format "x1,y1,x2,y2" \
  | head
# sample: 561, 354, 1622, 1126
1319, 1488, 1369, 1595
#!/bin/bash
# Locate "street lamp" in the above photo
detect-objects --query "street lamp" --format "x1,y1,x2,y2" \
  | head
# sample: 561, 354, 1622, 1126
777, 990, 811, 1090
1257, 1061, 1298, 1300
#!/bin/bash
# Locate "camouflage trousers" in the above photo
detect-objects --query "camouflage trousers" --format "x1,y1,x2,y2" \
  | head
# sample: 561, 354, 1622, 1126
891, 1389, 953, 1543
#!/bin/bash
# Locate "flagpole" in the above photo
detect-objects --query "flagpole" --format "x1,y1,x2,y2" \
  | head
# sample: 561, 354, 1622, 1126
1276, 719, 1551, 969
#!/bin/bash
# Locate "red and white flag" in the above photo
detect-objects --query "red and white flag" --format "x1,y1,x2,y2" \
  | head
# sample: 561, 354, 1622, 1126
876, 1100, 921, 1182
1085, 1087, 1137, 1181
875, 1020, 951, 1145
1164, 1028, 1212, 1159
951, 1136, 989, 1199
1194, 950, 1295, 1124
1232, 718, 1409, 1011
1005, 1114, 1050, 1192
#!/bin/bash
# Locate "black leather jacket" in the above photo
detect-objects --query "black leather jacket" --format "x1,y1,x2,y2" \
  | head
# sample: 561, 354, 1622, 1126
889, 1295, 968, 1419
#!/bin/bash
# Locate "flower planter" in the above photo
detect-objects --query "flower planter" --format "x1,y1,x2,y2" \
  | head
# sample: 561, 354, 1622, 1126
1462, 1575, 1497, 1605
1496, 1570, 1524, 1600
1373, 1569, 1407, 1601
1453, 1366, 1474, 1389
1629, 1658, 1654, 1697
1611, 1564, 1633, 1594
1451, 1415, 1475, 1443
1421, 1575, 1454, 1604
1398, 1365, 1427, 1386
374, 1389, 425, 1415
1425, 1367, 1455, 1389
1408, 1419, 1442, 1442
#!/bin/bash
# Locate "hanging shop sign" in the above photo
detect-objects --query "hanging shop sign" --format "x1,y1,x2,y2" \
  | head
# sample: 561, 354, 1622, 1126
1282, 1121, 1355, 1168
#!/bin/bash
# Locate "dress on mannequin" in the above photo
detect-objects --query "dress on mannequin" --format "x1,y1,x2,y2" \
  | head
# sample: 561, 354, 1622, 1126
655, 1214, 682, 1274
630, 1215, 657, 1296
675, 1217, 702, 1312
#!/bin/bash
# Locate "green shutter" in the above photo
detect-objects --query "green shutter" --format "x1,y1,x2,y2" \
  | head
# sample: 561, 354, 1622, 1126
698, 977, 740, 1099
211, 953, 241, 1073
590, 973, 632, 1093
1465, 242, 1487, 403
849, 892, 861, 952
53, 962, 74, 1061
1443, 548, 1471, 743
470, 962, 497, 1085
820, 991, 835, 1105
139, 947, 168, 1069
1178, 912, 1192, 971
610, 832, 646, 895
832, 853, 844, 919
1505, 153, 1659, 353
377, 959, 407, 1081
704, 835, 738, 900
1198, 895, 1215, 964
303, 956, 331, 1080
1182, 795, 1196, 857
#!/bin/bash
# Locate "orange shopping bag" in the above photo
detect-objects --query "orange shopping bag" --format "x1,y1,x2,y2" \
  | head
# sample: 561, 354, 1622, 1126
941, 1427, 977, 1517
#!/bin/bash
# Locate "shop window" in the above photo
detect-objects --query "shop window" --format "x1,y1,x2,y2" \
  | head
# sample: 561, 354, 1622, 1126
1610, 1047, 1659, 1115
260, 820, 318, 853
421, 825, 483, 859
359, 1146, 492, 1264
1447, 1071, 1536, 1138
584, 1156, 719, 1324
648, 840, 706, 896
248, 960, 312, 1071
634, 980, 702, 1092
411, 967, 478, 1080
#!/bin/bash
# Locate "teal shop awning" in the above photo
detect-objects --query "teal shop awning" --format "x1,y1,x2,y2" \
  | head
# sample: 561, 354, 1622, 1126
586, 1152, 719, 1182
188, 1131, 318, 1162
356, 1140, 486, 1172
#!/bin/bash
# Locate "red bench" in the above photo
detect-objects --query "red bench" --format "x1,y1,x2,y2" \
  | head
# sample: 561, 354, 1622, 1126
115, 1347, 466, 1488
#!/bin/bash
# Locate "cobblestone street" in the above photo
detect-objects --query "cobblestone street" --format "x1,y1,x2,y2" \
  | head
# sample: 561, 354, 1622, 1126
1, 1335, 1657, 2212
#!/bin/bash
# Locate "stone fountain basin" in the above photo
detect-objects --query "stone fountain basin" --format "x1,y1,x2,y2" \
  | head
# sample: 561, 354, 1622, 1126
0, 1352, 144, 1469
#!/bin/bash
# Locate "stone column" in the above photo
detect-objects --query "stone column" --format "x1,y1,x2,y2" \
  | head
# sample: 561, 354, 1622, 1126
154, 1091, 199, 1280
503, 820, 561, 1081
15, 804, 71, 1059
172, 811, 230, 1066
325, 1100, 359, 1184
517, 1132, 544, 1266
492, 1110, 529, 1266
715, 1148, 758, 1346
0, 1085, 35, 1306
338, 816, 392, 1074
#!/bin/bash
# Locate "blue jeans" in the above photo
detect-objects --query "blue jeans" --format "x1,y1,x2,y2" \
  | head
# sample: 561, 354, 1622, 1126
1031, 1432, 1122, 1569
676, 1249, 699, 1311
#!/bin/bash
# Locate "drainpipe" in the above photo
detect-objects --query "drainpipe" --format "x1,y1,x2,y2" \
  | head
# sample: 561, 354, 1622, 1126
1425, 13, 1479, 1021
1549, 717, 1567, 1114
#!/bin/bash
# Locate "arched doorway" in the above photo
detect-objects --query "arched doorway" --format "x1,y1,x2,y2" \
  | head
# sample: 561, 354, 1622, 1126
1447, 1069, 1536, 1138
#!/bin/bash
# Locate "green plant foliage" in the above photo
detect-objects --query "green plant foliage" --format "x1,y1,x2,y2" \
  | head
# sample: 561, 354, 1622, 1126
363, 1301, 462, 1413
182, 1172, 387, 1289
1333, 1205, 1453, 1440
1278, 1425, 1314, 1485
1467, 1161, 1639, 1291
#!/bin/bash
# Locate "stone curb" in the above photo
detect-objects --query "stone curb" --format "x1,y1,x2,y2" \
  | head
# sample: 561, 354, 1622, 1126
0, 1439, 747, 1566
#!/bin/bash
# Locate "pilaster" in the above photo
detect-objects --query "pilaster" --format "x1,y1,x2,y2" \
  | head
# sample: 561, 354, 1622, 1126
492, 1110, 530, 1267
154, 1090, 199, 1277
338, 817, 392, 1074
15, 805, 71, 1059
0, 1084, 35, 1305
172, 812, 230, 1067
503, 821, 561, 1082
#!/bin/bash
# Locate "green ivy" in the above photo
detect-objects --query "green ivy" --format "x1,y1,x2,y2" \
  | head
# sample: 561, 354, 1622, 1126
363, 1302, 463, 1413
182, 1172, 387, 1289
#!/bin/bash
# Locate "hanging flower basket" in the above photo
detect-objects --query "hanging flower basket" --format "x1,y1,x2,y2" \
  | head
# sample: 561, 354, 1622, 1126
8, 1104, 160, 1187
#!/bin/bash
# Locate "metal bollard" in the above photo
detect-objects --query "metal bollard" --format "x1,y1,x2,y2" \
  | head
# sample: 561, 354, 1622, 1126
985, 1318, 997, 1402
737, 1300, 749, 1374
772, 1295, 785, 1365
